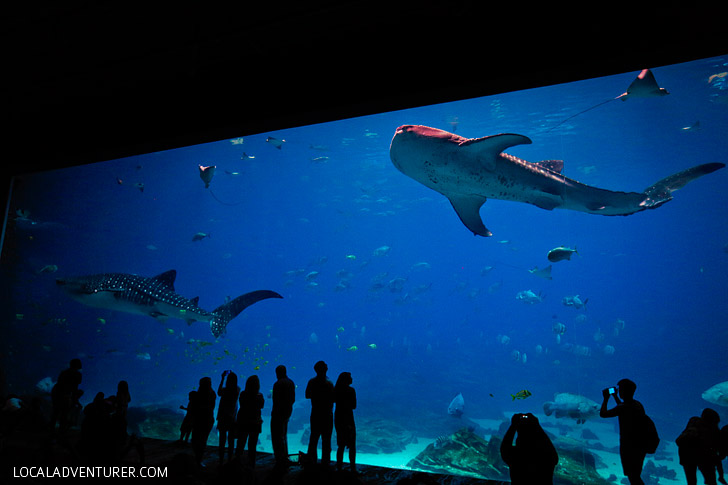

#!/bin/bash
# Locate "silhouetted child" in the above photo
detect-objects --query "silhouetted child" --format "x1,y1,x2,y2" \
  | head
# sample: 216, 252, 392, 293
600, 379, 648, 485
216, 370, 240, 464
179, 390, 196, 442
334, 371, 357, 473
236, 374, 264, 467
306, 360, 335, 466
116, 380, 131, 419
500, 413, 558, 484
191, 377, 216, 467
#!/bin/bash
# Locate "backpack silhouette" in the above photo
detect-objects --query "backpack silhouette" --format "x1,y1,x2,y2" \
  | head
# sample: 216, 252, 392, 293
641, 414, 660, 454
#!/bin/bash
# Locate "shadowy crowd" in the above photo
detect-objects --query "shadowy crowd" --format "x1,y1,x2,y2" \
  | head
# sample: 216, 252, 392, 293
3, 360, 728, 485
175, 359, 356, 474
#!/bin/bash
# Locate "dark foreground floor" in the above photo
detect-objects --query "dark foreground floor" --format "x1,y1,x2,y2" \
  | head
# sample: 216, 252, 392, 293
1, 430, 503, 484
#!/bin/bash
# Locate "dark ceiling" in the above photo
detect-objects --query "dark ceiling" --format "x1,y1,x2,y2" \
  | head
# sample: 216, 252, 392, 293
4, 2, 726, 174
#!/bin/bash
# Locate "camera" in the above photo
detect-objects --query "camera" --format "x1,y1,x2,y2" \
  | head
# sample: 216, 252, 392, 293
608, 387, 617, 395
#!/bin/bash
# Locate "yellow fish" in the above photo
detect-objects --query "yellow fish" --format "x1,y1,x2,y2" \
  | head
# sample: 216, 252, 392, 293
368, 343, 377, 349
511, 389, 532, 401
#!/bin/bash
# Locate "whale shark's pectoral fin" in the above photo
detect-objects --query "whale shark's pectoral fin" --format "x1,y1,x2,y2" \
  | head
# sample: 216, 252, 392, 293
641, 162, 725, 209
447, 195, 491, 237
460, 133, 532, 171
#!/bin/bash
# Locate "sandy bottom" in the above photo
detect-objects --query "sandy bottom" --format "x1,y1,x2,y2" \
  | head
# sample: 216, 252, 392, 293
217, 411, 687, 483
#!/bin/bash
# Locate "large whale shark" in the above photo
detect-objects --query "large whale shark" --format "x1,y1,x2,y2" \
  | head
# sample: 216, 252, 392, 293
57, 270, 282, 337
390, 125, 725, 236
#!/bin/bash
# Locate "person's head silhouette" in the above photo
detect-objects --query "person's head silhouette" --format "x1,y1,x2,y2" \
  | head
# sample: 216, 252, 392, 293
314, 360, 328, 377
617, 378, 636, 401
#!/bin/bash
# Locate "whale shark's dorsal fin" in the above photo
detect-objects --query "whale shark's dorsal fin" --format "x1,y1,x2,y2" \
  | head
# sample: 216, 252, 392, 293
447, 195, 490, 237
152, 270, 177, 290
460, 134, 532, 171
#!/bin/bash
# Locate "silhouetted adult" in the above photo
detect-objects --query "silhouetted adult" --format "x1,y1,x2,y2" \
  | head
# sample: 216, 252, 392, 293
500, 413, 558, 484
305, 360, 335, 466
216, 370, 240, 464
677, 410, 723, 485
236, 374, 264, 467
179, 390, 196, 442
719, 424, 728, 485
334, 371, 357, 473
50, 358, 83, 439
80, 392, 111, 461
600, 378, 647, 485
271, 365, 295, 468
191, 377, 216, 467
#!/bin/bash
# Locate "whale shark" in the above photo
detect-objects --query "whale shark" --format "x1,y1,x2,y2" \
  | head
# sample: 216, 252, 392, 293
57, 270, 282, 337
389, 125, 725, 236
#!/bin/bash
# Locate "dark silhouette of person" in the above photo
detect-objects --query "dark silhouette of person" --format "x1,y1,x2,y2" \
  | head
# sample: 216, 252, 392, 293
179, 390, 196, 442
305, 360, 335, 466
236, 374, 264, 467
271, 364, 295, 468
79, 392, 112, 461
500, 412, 558, 484
719, 424, 728, 485
216, 370, 240, 464
600, 378, 647, 485
50, 358, 84, 439
677, 410, 724, 485
191, 377, 216, 467
334, 371, 357, 473
115, 380, 131, 419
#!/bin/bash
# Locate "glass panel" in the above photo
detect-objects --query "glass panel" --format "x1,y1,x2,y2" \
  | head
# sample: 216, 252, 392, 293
3, 54, 727, 483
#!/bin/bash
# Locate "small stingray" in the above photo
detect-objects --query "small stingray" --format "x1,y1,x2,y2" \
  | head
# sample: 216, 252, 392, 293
547, 69, 669, 132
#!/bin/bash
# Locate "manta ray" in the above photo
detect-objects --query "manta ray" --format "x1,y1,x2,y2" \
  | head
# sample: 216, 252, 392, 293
389, 125, 724, 236
57, 270, 282, 337
548, 68, 669, 131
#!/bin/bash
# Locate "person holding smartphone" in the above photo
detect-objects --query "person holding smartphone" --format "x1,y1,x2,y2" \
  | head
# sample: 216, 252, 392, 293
600, 378, 647, 485
500, 412, 559, 484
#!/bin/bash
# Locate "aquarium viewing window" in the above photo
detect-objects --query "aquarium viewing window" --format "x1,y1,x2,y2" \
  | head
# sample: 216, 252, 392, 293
2, 54, 727, 483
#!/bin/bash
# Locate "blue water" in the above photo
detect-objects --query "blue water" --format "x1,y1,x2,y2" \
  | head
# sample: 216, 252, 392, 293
3, 55, 727, 478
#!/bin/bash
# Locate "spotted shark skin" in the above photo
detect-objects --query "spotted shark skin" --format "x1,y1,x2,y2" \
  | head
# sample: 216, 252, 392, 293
57, 270, 282, 337
389, 125, 725, 236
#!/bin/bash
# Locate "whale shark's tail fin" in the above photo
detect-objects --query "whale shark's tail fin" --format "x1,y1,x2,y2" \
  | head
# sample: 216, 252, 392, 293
640, 163, 725, 209
211, 290, 283, 337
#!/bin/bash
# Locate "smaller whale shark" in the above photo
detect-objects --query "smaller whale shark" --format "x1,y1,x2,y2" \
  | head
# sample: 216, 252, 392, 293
57, 270, 282, 338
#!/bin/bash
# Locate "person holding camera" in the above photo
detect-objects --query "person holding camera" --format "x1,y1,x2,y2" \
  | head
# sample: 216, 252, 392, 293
600, 378, 647, 485
500, 412, 558, 484
217, 370, 240, 464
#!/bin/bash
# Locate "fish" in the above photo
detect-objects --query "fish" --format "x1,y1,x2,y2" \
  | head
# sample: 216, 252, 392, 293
198, 165, 216, 188
389, 125, 724, 236
266, 136, 285, 149
511, 389, 532, 401
516, 289, 544, 304
547, 247, 578, 263
543, 392, 600, 424
192, 232, 210, 242
346, 345, 358, 352
562, 295, 588, 310
56, 270, 282, 338
35, 376, 54, 393
37, 264, 59, 274
702, 381, 728, 407
548, 69, 671, 131
528, 265, 552, 280
448, 392, 464, 417
373, 245, 391, 256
